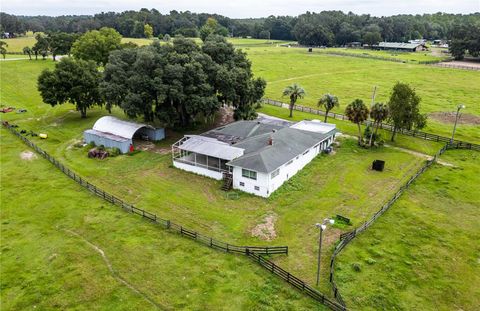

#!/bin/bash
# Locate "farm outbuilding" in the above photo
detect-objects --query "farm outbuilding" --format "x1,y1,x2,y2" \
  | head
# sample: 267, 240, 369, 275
375, 42, 427, 52
84, 116, 165, 153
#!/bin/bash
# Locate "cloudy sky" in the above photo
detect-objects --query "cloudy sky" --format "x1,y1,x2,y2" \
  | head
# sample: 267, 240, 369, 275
2, 0, 479, 17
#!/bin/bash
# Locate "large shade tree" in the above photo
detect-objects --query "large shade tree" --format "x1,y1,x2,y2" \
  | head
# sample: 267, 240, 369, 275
101, 36, 264, 127
345, 99, 369, 145
387, 82, 427, 141
282, 84, 305, 118
318, 94, 339, 122
71, 27, 122, 65
38, 58, 102, 118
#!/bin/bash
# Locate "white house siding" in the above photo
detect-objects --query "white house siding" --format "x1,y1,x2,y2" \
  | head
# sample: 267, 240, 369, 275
232, 137, 334, 198
173, 160, 223, 180
232, 167, 270, 197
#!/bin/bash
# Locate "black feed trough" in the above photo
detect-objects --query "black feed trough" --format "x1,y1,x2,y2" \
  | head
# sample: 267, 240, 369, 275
372, 160, 385, 171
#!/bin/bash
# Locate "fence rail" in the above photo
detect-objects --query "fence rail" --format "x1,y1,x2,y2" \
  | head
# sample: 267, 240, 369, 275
262, 98, 480, 151
328, 144, 451, 306
247, 252, 347, 311
430, 63, 480, 71
3, 123, 287, 257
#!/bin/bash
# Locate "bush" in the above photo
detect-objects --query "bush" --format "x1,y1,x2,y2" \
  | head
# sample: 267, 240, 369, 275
106, 147, 121, 157
352, 262, 362, 272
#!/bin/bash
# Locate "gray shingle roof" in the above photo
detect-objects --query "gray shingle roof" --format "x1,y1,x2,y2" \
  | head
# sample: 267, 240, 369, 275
202, 120, 287, 144
227, 127, 334, 173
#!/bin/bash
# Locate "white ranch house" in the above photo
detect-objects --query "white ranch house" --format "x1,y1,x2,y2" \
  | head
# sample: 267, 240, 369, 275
172, 117, 337, 197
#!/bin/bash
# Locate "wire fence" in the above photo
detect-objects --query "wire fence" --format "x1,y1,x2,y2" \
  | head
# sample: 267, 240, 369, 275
262, 98, 480, 151
3, 123, 288, 256
314, 50, 450, 64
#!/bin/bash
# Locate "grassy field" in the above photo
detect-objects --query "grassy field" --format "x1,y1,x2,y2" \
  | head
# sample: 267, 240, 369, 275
1, 42, 478, 310
246, 47, 480, 143
335, 150, 480, 310
1, 60, 428, 294
1, 36, 36, 53
318, 47, 449, 63
0, 131, 322, 311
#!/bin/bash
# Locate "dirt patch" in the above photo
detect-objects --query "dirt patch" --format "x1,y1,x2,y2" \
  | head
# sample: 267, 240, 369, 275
251, 213, 277, 241
133, 139, 170, 154
20, 151, 37, 161
429, 111, 480, 125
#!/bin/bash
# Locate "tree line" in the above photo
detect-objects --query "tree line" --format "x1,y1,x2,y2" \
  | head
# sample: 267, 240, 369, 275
37, 29, 265, 127
2, 10, 479, 45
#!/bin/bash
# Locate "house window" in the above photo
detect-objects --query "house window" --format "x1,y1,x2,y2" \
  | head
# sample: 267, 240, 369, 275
271, 169, 280, 179
286, 159, 293, 166
254, 186, 260, 191
242, 169, 257, 180
239, 182, 245, 187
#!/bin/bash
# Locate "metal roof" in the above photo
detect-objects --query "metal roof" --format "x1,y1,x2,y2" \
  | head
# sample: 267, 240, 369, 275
290, 120, 336, 134
378, 42, 422, 49
92, 116, 154, 140
179, 135, 244, 160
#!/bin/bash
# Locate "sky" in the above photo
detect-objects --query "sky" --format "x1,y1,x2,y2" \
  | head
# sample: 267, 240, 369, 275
2, 0, 479, 17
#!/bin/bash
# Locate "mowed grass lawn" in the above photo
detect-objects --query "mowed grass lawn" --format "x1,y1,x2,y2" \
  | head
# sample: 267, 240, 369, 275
246, 47, 480, 143
1, 60, 426, 293
0, 132, 322, 311
335, 150, 480, 310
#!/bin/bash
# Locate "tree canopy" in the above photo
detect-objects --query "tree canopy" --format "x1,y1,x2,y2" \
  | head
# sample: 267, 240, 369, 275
449, 21, 480, 60
101, 36, 265, 127
71, 27, 122, 65
387, 82, 427, 141
38, 58, 102, 118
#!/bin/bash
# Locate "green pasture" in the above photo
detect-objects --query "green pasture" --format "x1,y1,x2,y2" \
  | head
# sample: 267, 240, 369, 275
335, 150, 480, 310
247, 47, 480, 143
0, 132, 322, 311
1, 60, 427, 293
318, 47, 449, 63
1, 44, 478, 310
2, 36, 36, 53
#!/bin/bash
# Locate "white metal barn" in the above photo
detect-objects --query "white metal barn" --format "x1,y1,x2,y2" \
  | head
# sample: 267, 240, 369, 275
172, 117, 337, 197
84, 116, 165, 153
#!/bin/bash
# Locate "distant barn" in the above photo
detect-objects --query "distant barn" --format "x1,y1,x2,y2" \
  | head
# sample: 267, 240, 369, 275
375, 42, 427, 52
84, 116, 165, 153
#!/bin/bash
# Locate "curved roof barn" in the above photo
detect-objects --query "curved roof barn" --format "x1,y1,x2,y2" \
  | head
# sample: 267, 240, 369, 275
92, 116, 155, 139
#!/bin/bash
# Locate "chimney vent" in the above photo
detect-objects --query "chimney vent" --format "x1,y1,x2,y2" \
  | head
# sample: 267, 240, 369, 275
268, 137, 273, 145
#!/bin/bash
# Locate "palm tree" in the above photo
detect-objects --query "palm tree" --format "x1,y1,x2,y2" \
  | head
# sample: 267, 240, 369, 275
23, 46, 33, 60
318, 94, 339, 122
282, 83, 306, 118
345, 99, 369, 145
369, 102, 389, 146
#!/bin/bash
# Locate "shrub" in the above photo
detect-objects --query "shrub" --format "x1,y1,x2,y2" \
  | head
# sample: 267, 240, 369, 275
352, 262, 362, 272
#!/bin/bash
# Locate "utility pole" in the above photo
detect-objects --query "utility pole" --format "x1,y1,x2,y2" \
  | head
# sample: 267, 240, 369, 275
450, 104, 465, 144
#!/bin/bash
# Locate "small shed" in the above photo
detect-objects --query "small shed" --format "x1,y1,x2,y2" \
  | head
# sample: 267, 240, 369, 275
84, 116, 165, 153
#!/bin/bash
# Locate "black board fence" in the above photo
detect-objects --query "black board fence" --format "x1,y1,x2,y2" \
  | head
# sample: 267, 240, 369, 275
247, 252, 347, 311
328, 144, 450, 306
262, 98, 480, 151
4, 123, 350, 311
3, 123, 287, 256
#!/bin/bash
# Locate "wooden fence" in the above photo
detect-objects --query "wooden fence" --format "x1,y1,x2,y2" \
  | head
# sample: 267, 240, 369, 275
5, 123, 352, 311
430, 63, 480, 71
262, 98, 480, 151
328, 144, 450, 306
3, 123, 287, 256
248, 252, 347, 311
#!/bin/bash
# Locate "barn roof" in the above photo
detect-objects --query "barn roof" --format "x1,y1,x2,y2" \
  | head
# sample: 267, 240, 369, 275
92, 116, 154, 140
378, 42, 422, 49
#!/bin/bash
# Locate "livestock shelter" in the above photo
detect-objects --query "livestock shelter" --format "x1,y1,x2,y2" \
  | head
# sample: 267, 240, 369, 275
84, 116, 165, 153
172, 117, 337, 197
375, 42, 427, 52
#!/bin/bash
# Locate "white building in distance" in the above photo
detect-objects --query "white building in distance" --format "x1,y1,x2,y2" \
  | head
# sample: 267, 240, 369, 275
172, 117, 337, 197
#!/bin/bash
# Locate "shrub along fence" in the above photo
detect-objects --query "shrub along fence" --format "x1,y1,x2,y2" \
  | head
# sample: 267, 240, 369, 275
262, 98, 480, 151
4, 122, 348, 311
